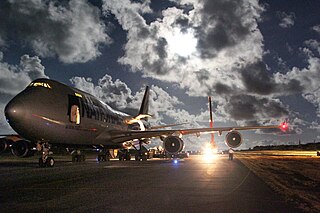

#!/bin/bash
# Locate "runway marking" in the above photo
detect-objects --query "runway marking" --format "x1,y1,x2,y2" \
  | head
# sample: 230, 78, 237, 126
227, 169, 251, 194
103, 165, 153, 168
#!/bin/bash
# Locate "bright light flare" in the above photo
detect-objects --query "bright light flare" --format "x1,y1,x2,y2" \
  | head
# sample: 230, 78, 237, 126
202, 144, 218, 163
167, 29, 197, 57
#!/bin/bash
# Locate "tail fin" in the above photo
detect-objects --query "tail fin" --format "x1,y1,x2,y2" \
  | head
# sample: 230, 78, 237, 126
138, 86, 150, 116
208, 96, 216, 148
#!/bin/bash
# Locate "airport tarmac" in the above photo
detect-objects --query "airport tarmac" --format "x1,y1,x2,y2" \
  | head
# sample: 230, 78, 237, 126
0, 155, 300, 213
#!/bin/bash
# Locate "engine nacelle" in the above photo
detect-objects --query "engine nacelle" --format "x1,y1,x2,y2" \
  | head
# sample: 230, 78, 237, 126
0, 138, 12, 153
163, 136, 184, 154
225, 131, 242, 148
11, 140, 36, 157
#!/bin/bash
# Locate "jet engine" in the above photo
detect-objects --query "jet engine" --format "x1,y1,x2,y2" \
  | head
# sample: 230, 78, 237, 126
11, 140, 36, 157
225, 131, 242, 148
0, 138, 12, 153
163, 136, 184, 154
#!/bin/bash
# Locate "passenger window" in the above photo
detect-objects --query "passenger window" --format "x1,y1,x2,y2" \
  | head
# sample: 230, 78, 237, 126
70, 105, 80, 125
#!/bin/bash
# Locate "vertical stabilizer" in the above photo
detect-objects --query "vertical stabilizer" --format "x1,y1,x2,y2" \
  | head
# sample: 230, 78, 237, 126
208, 96, 216, 148
138, 86, 150, 115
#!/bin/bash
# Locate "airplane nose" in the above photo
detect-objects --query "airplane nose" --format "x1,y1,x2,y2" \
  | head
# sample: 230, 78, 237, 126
4, 98, 25, 124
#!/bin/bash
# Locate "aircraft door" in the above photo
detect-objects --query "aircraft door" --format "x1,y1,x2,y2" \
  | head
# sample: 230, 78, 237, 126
68, 95, 81, 125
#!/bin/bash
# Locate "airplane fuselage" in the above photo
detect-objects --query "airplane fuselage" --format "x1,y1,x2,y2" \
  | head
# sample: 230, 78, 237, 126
5, 79, 134, 148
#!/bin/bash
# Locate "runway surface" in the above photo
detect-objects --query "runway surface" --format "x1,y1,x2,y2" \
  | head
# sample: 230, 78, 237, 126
0, 155, 300, 213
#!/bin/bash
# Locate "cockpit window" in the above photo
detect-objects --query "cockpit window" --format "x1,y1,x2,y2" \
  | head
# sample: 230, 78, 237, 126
28, 82, 52, 89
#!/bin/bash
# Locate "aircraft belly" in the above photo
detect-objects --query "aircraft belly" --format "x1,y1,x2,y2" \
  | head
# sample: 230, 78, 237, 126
48, 125, 97, 145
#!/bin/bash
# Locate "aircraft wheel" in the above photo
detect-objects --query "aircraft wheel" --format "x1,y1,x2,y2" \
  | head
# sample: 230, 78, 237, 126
46, 157, 55, 167
142, 155, 147, 161
125, 154, 131, 161
119, 155, 124, 161
38, 158, 45, 168
98, 155, 107, 162
135, 154, 141, 161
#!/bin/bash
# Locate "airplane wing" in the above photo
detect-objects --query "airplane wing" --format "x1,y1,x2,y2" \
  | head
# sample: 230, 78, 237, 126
107, 124, 283, 143
149, 122, 189, 130
0, 134, 20, 137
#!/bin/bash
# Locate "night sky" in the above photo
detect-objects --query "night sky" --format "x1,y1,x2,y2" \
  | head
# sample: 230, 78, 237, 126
0, 0, 319, 150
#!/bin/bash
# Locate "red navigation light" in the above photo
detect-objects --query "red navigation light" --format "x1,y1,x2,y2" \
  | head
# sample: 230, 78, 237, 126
280, 122, 289, 132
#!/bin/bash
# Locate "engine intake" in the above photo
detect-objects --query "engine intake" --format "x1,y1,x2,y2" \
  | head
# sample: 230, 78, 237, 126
225, 131, 242, 148
11, 140, 36, 157
163, 136, 184, 154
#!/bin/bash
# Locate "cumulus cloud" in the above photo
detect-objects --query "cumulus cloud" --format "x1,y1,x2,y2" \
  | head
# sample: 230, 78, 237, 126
274, 55, 320, 95
304, 39, 320, 55
102, 0, 265, 93
70, 74, 204, 128
0, 0, 110, 63
102, 0, 302, 127
277, 11, 295, 28
310, 121, 320, 131
222, 95, 289, 121
312, 25, 320, 34
0, 52, 48, 133
303, 89, 320, 117
274, 49, 320, 118
70, 75, 132, 110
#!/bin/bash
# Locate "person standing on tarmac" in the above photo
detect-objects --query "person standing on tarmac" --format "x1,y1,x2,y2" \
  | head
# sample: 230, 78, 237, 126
228, 148, 234, 160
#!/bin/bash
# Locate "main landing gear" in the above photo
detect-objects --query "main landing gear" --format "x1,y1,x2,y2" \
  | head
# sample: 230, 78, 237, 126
97, 150, 111, 162
38, 143, 55, 168
133, 141, 148, 161
72, 150, 86, 162
134, 152, 148, 161
118, 149, 131, 161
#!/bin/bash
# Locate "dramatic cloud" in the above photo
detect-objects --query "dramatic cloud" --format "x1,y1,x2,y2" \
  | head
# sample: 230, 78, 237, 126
103, 0, 320, 128
0, 52, 47, 132
102, 0, 303, 127
277, 11, 295, 28
222, 95, 288, 121
102, 0, 265, 93
0, 0, 110, 63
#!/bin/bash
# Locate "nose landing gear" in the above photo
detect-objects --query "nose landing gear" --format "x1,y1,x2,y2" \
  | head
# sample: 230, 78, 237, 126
38, 143, 55, 168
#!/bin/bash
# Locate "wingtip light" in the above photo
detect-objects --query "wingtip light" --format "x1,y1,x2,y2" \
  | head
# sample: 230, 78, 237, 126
280, 122, 289, 132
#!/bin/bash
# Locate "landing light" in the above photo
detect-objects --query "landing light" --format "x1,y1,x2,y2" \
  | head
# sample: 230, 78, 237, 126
173, 159, 178, 164
202, 144, 218, 162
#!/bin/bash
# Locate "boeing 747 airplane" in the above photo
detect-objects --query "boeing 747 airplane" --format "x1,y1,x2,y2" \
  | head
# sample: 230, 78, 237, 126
0, 79, 288, 167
